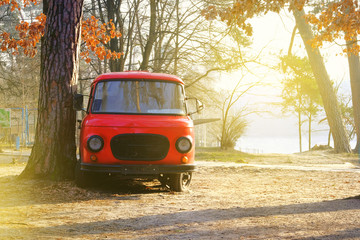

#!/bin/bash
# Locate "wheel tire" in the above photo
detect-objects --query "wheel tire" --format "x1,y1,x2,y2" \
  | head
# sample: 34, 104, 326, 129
168, 172, 192, 192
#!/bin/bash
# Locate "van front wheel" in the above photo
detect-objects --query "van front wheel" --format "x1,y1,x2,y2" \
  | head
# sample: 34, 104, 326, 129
164, 172, 192, 192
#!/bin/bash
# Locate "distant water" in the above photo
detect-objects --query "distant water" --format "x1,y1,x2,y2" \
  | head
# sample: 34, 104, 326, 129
236, 134, 357, 154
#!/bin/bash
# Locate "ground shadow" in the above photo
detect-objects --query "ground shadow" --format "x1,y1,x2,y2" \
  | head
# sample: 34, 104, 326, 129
132, 226, 360, 240
296, 228, 360, 240
13, 196, 360, 238
0, 174, 169, 208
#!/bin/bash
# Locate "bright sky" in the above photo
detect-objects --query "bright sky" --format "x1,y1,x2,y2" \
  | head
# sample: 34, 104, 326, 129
221, 11, 350, 90
217, 11, 354, 153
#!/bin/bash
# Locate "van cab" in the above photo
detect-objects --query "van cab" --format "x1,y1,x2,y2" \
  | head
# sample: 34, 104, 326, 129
73, 71, 202, 191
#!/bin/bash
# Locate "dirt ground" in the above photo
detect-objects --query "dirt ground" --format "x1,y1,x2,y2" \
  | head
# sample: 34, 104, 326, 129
1, 151, 360, 239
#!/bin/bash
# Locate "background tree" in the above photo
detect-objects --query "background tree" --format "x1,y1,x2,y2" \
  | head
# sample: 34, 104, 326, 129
280, 55, 322, 152
0, 1, 41, 103
293, 8, 350, 153
306, 0, 360, 152
211, 75, 256, 150
82, 0, 253, 84
79, 0, 256, 123
0, 1, 41, 147
0, 4, 40, 109
203, 0, 352, 153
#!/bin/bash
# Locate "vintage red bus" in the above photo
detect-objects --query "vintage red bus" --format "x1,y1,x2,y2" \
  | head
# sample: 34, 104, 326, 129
73, 71, 202, 191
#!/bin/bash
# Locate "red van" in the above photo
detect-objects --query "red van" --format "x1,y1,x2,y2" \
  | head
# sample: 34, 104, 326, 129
73, 71, 202, 191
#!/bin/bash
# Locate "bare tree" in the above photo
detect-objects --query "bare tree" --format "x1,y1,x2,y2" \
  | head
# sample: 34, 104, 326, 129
280, 55, 322, 152
212, 76, 257, 149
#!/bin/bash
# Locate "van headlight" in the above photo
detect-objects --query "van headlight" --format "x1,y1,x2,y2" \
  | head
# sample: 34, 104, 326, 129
87, 135, 104, 152
176, 137, 192, 153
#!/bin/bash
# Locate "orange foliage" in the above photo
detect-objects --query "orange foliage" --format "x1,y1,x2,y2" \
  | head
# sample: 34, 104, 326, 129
202, 0, 359, 54
305, 0, 360, 54
201, 0, 306, 37
0, 0, 122, 62
0, 0, 38, 11
81, 16, 122, 63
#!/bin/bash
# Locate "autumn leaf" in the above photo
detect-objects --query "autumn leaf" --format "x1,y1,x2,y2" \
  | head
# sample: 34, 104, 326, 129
202, 0, 359, 54
303, 0, 360, 54
0, 1, 123, 62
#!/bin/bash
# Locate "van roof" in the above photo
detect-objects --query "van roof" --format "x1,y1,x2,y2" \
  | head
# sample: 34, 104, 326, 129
92, 71, 184, 85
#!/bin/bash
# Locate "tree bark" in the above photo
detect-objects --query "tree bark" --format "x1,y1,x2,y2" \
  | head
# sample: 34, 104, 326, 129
173, 0, 180, 75
106, 0, 123, 72
293, 9, 351, 153
346, 39, 360, 152
288, 26, 297, 56
140, 0, 156, 71
20, 0, 83, 179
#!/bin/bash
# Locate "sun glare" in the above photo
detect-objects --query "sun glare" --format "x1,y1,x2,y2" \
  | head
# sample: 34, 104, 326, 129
217, 11, 352, 154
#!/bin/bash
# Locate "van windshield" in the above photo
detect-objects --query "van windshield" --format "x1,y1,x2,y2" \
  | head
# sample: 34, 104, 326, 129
91, 80, 186, 115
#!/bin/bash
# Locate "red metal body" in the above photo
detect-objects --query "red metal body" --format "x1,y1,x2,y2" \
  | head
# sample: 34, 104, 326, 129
79, 72, 195, 175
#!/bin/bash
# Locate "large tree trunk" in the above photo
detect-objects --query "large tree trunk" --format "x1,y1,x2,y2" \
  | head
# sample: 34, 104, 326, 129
346, 39, 360, 152
293, 9, 351, 153
20, 0, 84, 179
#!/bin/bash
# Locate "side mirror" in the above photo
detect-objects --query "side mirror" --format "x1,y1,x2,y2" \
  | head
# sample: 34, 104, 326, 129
73, 93, 84, 111
186, 97, 204, 115
196, 99, 204, 112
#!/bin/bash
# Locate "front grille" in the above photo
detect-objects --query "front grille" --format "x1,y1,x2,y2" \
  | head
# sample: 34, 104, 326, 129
110, 134, 170, 161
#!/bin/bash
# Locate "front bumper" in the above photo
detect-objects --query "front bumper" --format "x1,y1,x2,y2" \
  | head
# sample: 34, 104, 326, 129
80, 163, 196, 175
